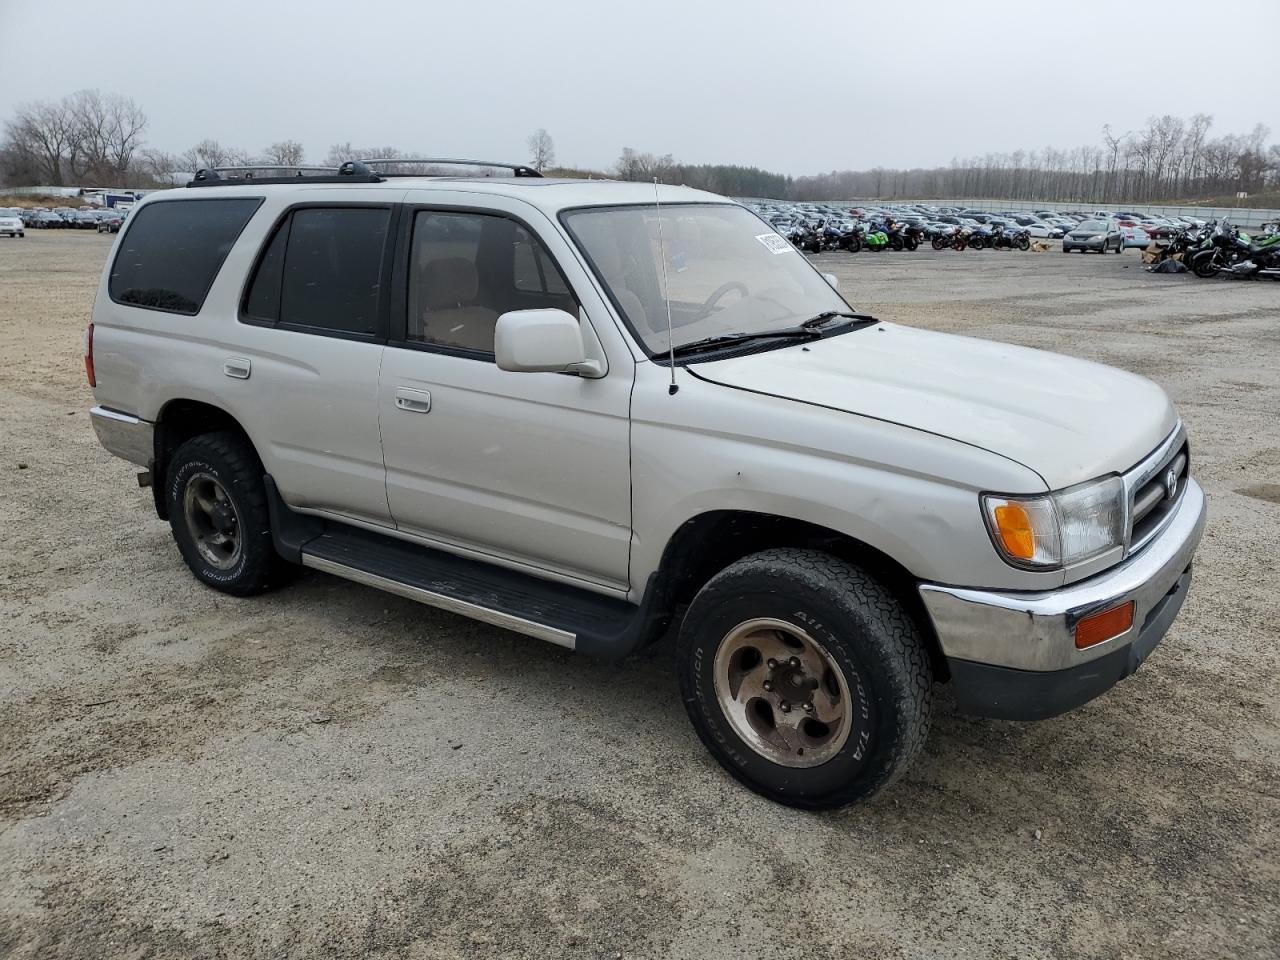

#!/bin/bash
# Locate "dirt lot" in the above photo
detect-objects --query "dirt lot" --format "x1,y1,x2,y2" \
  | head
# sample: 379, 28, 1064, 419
1, 231, 1277, 960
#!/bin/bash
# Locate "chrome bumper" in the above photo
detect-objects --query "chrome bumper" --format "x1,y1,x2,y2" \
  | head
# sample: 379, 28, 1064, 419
920, 478, 1206, 673
90, 405, 154, 467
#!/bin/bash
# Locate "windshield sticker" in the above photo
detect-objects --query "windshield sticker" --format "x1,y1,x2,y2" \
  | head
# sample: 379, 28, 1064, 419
755, 232, 795, 255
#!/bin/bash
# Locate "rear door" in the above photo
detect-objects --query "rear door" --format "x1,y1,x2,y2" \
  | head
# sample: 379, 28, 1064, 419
229, 197, 398, 525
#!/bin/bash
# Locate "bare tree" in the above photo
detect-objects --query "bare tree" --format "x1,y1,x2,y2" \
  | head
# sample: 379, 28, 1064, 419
615, 147, 676, 182
180, 139, 250, 173
4, 98, 79, 184
526, 129, 555, 172
264, 140, 305, 167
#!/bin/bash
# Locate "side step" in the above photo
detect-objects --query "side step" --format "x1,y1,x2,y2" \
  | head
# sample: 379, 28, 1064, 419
265, 477, 665, 659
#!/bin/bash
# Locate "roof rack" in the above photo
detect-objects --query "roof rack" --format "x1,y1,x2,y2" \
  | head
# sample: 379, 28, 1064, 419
187, 161, 383, 187
357, 157, 543, 178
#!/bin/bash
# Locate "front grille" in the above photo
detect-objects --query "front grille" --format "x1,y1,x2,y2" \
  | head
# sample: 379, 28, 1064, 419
1128, 441, 1189, 552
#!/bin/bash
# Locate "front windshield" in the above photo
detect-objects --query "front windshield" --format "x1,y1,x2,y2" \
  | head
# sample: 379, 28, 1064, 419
562, 203, 850, 356
1078, 220, 1108, 231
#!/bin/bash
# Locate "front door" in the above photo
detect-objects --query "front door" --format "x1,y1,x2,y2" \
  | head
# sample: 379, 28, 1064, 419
377, 203, 633, 590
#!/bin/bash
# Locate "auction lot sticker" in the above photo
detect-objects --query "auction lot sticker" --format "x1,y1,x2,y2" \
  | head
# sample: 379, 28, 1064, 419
756, 232, 795, 255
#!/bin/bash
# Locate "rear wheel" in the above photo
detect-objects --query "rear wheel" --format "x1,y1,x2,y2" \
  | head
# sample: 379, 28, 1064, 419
932, 236, 946, 250
904, 236, 918, 251
166, 431, 293, 596
677, 549, 932, 809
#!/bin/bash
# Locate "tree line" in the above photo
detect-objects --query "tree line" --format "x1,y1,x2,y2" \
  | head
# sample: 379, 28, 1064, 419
792, 117, 1279, 204
3, 92, 1277, 206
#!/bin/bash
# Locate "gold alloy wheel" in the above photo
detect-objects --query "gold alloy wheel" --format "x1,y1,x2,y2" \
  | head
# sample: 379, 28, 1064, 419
712, 618, 854, 768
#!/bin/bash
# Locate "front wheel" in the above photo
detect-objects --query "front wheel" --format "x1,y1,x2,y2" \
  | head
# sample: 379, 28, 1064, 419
889, 237, 904, 252
952, 238, 966, 251
1192, 254, 1221, 279
847, 237, 862, 253
932, 237, 946, 250
677, 549, 933, 809
904, 236, 918, 251
1016, 237, 1030, 251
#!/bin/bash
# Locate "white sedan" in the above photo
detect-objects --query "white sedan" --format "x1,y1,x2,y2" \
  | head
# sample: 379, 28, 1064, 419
1022, 221, 1065, 239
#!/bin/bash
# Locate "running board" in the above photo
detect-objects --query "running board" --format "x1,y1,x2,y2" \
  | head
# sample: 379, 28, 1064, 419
264, 478, 667, 660
301, 552, 577, 648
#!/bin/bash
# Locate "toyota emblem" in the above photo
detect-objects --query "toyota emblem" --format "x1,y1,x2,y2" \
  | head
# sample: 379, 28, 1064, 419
1164, 468, 1178, 500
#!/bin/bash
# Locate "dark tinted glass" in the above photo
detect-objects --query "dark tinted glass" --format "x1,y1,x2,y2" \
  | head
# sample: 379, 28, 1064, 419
280, 207, 390, 334
109, 198, 261, 314
243, 217, 290, 322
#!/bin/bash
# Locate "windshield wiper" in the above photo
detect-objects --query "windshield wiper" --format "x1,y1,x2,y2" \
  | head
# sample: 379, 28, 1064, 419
669, 327, 821, 358
800, 310, 879, 329
669, 312, 880, 359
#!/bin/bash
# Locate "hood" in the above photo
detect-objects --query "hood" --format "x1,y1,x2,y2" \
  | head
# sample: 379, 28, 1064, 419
691, 323, 1177, 490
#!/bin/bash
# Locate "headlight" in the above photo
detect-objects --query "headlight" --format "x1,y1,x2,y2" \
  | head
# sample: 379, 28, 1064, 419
982, 476, 1126, 569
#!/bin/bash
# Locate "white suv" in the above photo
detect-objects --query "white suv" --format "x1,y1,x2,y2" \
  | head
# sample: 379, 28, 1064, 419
88, 160, 1205, 808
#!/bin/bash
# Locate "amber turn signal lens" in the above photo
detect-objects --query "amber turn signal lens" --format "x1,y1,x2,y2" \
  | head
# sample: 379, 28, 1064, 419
1075, 601, 1135, 649
993, 502, 1035, 560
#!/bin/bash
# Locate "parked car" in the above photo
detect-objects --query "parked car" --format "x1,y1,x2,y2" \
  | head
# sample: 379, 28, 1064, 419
97, 211, 126, 233
1022, 221, 1064, 239
1121, 226, 1152, 250
0, 209, 25, 238
86, 162, 1205, 809
31, 212, 65, 229
1063, 219, 1124, 253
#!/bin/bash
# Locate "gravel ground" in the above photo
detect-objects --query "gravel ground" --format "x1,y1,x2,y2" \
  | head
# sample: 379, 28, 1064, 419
1, 231, 1277, 960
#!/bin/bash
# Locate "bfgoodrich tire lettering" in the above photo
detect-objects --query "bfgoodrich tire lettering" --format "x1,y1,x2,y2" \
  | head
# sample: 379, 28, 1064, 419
677, 549, 932, 809
166, 431, 291, 596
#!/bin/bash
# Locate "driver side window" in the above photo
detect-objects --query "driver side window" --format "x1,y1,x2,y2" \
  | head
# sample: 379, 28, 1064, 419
406, 211, 578, 356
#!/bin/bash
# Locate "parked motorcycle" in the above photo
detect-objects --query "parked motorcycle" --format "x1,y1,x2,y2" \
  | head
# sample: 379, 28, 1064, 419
987, 224, 1032, 251
836, 224, 866, 253
864, 227, 890, 252
1188, 221, 1280, 279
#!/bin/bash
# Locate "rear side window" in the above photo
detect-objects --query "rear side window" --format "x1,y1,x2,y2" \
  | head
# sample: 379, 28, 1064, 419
242, 206, 391, 336
109, 198, 261, 315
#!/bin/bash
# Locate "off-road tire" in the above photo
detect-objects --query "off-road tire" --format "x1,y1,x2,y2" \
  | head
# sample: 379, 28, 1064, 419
677, 549, 932, 809
166, 431, 292, 596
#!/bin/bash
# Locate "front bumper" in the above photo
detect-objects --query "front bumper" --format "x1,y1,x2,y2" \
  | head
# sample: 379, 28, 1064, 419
920, 478, 1206, 720
90, 405, 154, 467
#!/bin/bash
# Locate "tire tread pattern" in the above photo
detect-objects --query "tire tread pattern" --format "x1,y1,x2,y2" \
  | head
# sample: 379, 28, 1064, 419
679, 548, 932, 809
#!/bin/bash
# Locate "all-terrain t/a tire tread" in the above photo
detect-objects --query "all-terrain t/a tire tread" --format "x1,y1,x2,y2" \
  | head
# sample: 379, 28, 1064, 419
678, 548, 933, 809
166, 431, 291, 596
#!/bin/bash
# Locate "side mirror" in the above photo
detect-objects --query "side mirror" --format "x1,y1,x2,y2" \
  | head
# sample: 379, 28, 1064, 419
822, 272, 840, 291
495, 309, 602, 376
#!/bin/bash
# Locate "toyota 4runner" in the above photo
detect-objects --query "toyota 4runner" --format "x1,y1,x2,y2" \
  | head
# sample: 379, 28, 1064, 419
87, 159, 1205, 808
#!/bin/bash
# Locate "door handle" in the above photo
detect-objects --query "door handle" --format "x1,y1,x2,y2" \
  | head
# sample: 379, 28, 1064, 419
223, 358, 251, 380
394, 387, 432, 414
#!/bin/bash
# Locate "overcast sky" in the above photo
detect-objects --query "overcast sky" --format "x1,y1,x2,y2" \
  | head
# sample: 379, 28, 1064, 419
1, 0, 1276, 176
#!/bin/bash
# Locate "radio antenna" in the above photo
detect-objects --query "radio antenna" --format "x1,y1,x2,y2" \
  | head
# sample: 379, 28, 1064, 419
653, 178, 678, 395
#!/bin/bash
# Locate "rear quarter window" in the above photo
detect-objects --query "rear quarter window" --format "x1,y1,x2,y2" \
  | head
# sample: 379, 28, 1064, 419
109, 198, 262, 315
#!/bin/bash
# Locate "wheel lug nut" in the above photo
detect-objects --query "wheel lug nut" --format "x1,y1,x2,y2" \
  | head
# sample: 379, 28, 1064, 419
763, 680, 773, 692
803, 702, 813, 712
789, 656, 800, 668
779, 701, 791, 713
767, 658, 778, 669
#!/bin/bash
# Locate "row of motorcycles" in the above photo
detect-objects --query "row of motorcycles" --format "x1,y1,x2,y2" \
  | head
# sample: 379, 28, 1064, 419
788, 218, 1030, 253
1167, 220, 1280, 280
929, 222, 1031, 252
